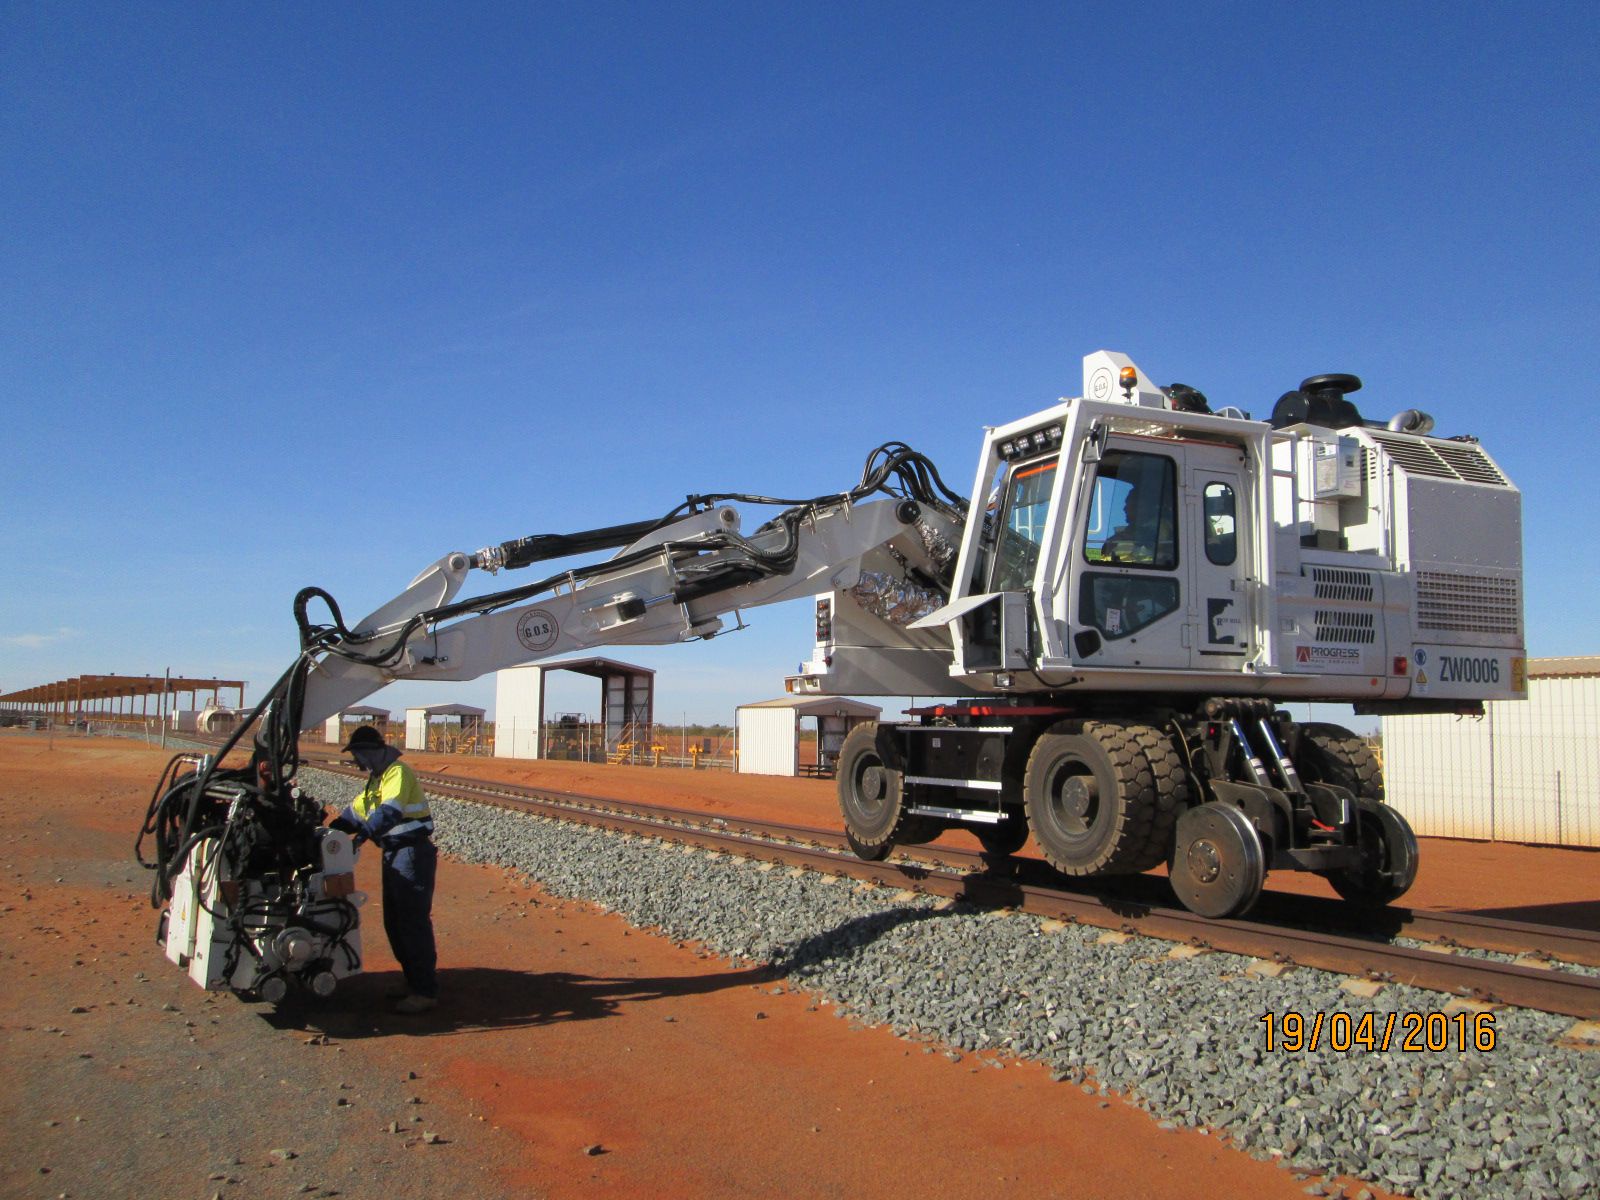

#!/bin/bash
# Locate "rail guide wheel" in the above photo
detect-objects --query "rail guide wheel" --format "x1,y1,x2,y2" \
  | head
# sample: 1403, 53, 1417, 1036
1326, 802, 1419, 907
1169, 802, 1266, 918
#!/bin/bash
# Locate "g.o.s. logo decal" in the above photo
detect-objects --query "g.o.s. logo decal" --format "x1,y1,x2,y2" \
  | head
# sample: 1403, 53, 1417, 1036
515, 609, 560, 652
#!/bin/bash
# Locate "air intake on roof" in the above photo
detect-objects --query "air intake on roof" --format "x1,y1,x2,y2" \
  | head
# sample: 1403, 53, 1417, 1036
1368, 433, 1509, 486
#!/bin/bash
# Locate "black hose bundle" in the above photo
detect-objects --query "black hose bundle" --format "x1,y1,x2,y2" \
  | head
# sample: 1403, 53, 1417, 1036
294, 440, 968, 672
136, 655, 315, 906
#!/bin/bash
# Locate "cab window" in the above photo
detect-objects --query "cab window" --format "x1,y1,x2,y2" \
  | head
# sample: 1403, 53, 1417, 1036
990, 457, 1058, 592
1083, 451, 1178, 569
1203, 481, 1237, 565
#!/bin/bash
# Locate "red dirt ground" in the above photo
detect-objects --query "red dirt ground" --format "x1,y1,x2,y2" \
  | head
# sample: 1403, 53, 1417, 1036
6, 733, 1593, 1199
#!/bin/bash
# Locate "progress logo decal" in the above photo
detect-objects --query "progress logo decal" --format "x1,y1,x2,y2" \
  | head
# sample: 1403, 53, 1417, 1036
515, 609, 560, 653
1296, 645, 1359, 666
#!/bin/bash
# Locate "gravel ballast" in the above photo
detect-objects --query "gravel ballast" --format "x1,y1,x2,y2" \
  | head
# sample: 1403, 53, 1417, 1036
302, 768, 1598, 1200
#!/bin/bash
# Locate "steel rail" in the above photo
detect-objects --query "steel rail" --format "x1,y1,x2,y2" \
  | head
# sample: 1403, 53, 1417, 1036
293, 749, 1600, 968
295, 753, 1600, 1019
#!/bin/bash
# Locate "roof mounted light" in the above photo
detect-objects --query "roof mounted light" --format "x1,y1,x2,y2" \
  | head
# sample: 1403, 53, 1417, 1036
1119, 366, 1138, 397
996, 423, 1064, 461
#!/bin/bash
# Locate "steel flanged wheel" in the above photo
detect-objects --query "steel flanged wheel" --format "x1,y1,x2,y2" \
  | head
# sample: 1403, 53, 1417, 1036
1169, 802, 1266, 918
837, 723, 907, 861
1327, 802, 1418, 907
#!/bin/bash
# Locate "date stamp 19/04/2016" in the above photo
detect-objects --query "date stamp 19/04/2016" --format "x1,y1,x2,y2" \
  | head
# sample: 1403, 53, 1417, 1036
1260, 1011, 1498, 1053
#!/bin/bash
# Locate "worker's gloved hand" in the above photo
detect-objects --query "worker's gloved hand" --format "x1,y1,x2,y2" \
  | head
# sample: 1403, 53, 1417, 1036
328, 811, 361, 836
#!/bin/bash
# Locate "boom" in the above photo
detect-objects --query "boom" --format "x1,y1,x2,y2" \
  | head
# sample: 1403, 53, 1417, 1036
299, 494, 966, 727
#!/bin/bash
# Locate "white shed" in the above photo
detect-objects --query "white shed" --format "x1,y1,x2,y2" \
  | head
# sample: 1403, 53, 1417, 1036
736, 697, 881, 778
1382, 656, 1600, 846
322, 705, 393, 746
404, 703, 487, 753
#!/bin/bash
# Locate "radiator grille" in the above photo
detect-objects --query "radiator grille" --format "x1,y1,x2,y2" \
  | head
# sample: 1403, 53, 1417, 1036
1368, 432, 1510, 486
1310, 566, 1376, 603
1415, 571, 1521, 635
1314, 610, 1377, 645
1433, 442, 1510, 485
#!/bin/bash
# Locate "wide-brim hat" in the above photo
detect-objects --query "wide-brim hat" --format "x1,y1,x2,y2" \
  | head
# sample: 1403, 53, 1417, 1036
340, 724, 385, 753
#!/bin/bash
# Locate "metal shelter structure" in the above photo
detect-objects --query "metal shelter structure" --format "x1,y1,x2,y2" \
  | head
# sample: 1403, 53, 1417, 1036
322, 705, 394, 746
0, 674, 246, 726
736, 696, 882, 777
494, 657, 656, 761
404, 703, 487, 754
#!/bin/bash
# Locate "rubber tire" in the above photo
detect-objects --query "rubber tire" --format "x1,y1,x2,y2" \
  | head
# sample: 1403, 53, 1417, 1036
1121, 722, 1190, 872
976, 818, 1030, 858
1300, 723, 1384, 801
837, 723, 911, 862
1023, 719, 1166, 877
1327, 802, 1419, 907
1301, 723, 1415, 904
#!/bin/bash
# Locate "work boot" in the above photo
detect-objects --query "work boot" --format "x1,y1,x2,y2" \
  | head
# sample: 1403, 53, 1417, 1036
393, 993, 437, 1015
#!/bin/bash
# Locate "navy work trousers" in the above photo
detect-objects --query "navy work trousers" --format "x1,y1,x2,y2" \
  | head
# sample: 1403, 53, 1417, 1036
380, 840, 438, 998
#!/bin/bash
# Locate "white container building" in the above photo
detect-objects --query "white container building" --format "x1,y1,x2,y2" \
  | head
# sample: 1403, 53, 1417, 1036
1381, 656, 1599, 846
736, 697, 881, 777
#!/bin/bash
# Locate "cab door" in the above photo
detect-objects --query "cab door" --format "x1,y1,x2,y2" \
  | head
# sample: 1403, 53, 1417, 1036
1070, 440, 1188, 669
1185, 445, 1252, 667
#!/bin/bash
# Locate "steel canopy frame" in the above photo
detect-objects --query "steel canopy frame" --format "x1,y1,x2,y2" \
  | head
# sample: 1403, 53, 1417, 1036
0, 674, 247, 722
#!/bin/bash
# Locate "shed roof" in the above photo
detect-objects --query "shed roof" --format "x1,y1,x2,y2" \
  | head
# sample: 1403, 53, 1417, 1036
1529, 656, 1600, 680
0, 674, 245, 705
737, 696, 882, 717
333, 705, 392, 719
405, 703, 486, 718
503, 656, 655, 680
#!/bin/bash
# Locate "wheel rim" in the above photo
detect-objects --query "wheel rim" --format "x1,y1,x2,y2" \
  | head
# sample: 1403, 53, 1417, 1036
1046, 760, 1101, 845
851, 757, 887, 821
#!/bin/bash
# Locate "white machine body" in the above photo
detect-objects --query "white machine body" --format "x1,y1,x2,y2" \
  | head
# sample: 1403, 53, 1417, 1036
164, 826, 364, 999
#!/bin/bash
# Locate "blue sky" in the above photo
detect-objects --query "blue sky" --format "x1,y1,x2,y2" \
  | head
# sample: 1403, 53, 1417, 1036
2, 3, 1596, 723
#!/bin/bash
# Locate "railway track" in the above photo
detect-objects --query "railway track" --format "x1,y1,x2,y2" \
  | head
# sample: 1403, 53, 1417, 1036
275, 746, 1600, 1020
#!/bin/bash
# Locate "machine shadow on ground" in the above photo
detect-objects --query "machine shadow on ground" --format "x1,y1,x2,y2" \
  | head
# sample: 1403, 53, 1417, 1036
773, 903, 961, 973
1463, 898, 1600, 932
258, 961, 782, 1038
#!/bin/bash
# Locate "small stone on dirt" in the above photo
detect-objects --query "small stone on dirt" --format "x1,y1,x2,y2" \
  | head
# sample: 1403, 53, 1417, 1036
583, 1143, 604, 1156
269, 1148, 298, 1161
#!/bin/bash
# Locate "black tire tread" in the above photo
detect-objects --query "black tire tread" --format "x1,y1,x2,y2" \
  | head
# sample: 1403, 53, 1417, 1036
1302, 722, 1384, 802
1025, 719, 1160, 877
1122, 722, 1191, 872
837, 722, 917, 856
